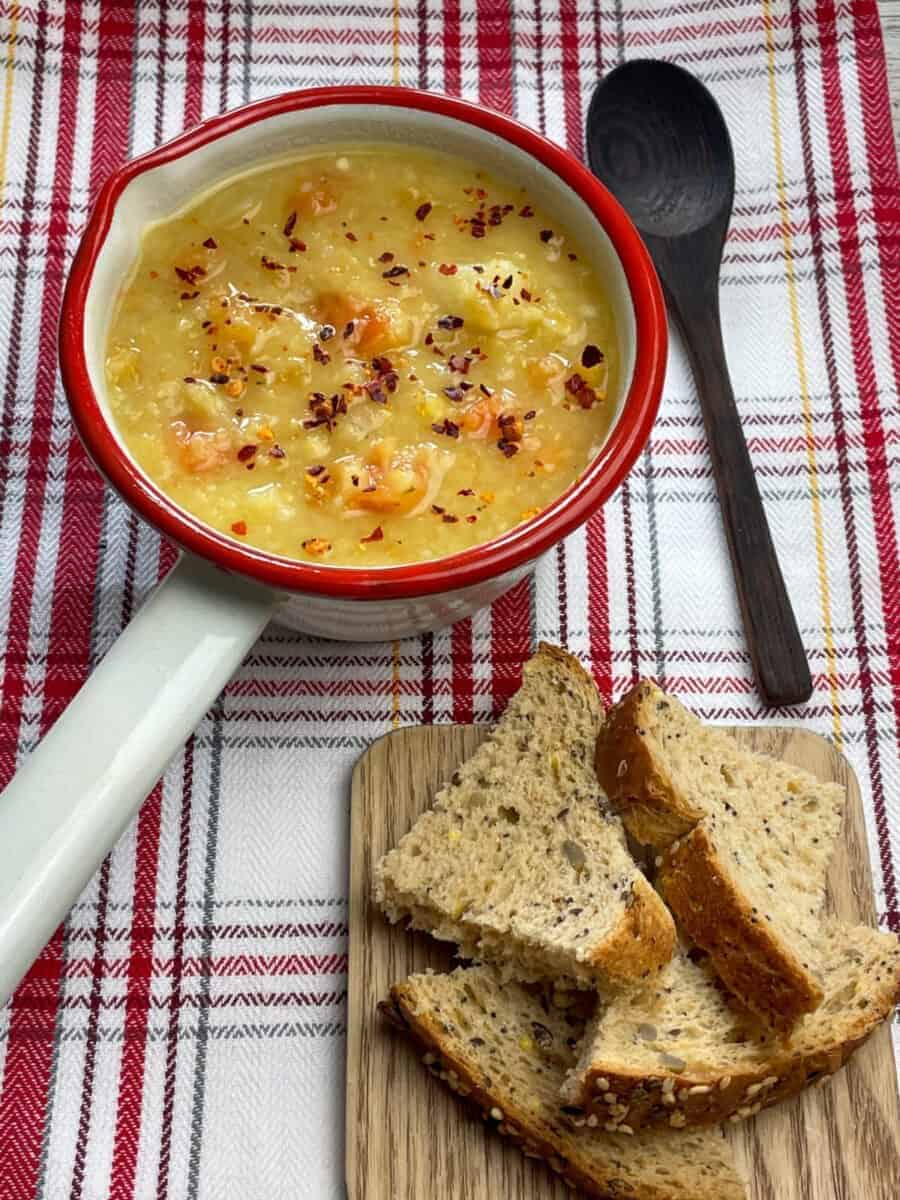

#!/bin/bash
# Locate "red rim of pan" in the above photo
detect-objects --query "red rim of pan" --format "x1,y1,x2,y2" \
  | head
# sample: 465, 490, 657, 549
59, 85, 667, 601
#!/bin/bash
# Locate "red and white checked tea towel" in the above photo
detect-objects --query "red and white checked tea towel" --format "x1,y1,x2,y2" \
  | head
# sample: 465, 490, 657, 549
0, 2, 898, 1197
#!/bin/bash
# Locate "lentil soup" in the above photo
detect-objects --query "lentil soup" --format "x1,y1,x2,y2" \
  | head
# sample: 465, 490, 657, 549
105, 146, 618, 565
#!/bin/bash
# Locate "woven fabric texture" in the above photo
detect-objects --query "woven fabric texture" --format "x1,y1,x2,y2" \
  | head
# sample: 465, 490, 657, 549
0, 3, 898, 1198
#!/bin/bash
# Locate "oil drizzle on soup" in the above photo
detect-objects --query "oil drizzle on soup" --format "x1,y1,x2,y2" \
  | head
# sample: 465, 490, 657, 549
105, 146, 618, 566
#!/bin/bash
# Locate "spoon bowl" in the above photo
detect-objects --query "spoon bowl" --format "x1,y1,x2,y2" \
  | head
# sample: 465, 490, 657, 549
586, 59, 734, 241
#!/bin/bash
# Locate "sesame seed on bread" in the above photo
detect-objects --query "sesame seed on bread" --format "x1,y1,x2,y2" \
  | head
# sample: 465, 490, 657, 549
562, 920, 900, 1130
595, 681, 844, 1028
384, 964, 746, 1200
375, 646, 675, 990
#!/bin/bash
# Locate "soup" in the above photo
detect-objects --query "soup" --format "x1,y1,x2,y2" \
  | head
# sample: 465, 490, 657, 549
105, 146, 618, 566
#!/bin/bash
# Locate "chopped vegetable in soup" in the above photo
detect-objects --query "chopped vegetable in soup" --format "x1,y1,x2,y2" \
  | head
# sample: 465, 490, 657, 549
105, 146, 618, 565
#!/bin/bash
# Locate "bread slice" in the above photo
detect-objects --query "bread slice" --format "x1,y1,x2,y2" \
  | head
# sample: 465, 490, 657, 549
375, 646, 675, 989
562, 920, 900, 1130
595, 681, 845, 1027
383, 964, 746, 1200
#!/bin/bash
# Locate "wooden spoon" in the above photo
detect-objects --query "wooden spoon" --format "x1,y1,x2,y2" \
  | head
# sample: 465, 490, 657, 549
586, 58, 812, 707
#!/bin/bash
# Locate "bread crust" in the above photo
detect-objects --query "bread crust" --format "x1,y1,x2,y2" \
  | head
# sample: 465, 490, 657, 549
594, 682, 703, 847
385, 987, 746, 1200
591, 875, 676, 984
657, 825, 823, 1030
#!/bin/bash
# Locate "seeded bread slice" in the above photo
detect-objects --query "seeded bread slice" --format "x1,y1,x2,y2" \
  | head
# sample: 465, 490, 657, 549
562, 920, 900, 1130
383, 965, 746, 1200
595, 681, 845, 1027
375, 646, 675, 989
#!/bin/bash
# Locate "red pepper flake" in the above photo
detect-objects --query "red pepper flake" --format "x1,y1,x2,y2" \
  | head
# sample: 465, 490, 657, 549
183, 375, 197, 383
447, 354, 470, 374
289, 238, 307, 253
382, 264, 409, 278
479, 383, 494, 397
431, 504, 445, 515
438, 263, 458, 275
361, 525, 384, 543
520, 287, 532, 301
180, 290, 199, 300
581, 344, 604, 369
343, 320, 355, 339
235, 407, 244, 417
283, 211, 297, 238
345, 231, 358, 242
269, 445, 285, 459
565, 373, 599, 409
443, 386, 466, 403
209, 372, 229, 385
149, 269, 158, 279
519, 204, 534, 217
306, 464, 326, 476
175, 264, 205, 284
351, 474, 360, 487
471, 264, 485, 274
502, 274, 513, 289
442, 513, 459, 523
437, 314, 463, 330
313, 343, 330, 365
432, 418, 460, 438
457, 488, 475, 496
250, 363, 269, 373
568, 252, 578, 261
415, 201, 433, 221
202, 236, 218, 250
424, 332, 434, 346
231, 520, 247, 535
262, 253, 296, 273
378, 251, 394, 263
497, 439, 519, 457
466, 514, 478, 523
539, 229, 553, 243
470, 220, 486, 239
237, 444, 257, 462
319, 324, 336, 342
524, 409, 536, 421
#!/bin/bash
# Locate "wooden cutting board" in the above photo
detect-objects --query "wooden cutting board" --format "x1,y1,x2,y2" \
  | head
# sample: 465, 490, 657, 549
346, 725, 900, 1200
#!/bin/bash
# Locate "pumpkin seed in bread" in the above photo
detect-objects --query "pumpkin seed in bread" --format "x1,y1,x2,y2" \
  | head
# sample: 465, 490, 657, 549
375, 646, 675, 990
595, 681, 844, 1028
384, 964, 746, 1200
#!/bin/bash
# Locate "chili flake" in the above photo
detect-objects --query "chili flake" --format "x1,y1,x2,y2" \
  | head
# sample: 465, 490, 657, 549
343, 321, 355, 338
442, 513, 459, 523
466, 514, 478, 524
415, 201, 432, 221
437, 314, 463, 331
307, 464, 326, 476
524, 409, 537, 421
443, 386, 466, 402
539, 229, 553, 243
302, 538, 331, 556
431, 418, 461, 438
237, 444, 257, 462
581, 344, 604, 369
289, 238, 307, 253
438, 263, 458, 275
497, 439, 519, 458
283, 211, 297, 238
519, 204, 534, 217
231, 520, 247, 535
431, 505, 445, 515
382, 264, 409, 278
448, 354, 470, 374
319, 325, 336, 341
269, 445, 285, 459
345, 231, 358, 242
202, 236, 217, 250
180, 290, 199, 300
457, 488, 475, 496
361, 526, 384, 544
209, 372, 229, 385
378, 251, 394, 263
262, 253, 296, 273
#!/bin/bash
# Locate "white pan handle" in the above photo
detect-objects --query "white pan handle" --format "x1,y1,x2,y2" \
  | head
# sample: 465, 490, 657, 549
0, 554, 275, 1003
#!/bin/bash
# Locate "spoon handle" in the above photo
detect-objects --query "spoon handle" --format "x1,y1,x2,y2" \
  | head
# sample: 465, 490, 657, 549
676, 303, 813, 707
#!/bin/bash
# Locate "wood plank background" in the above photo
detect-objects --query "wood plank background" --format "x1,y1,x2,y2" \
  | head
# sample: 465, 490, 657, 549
347, 724, 900, 1200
